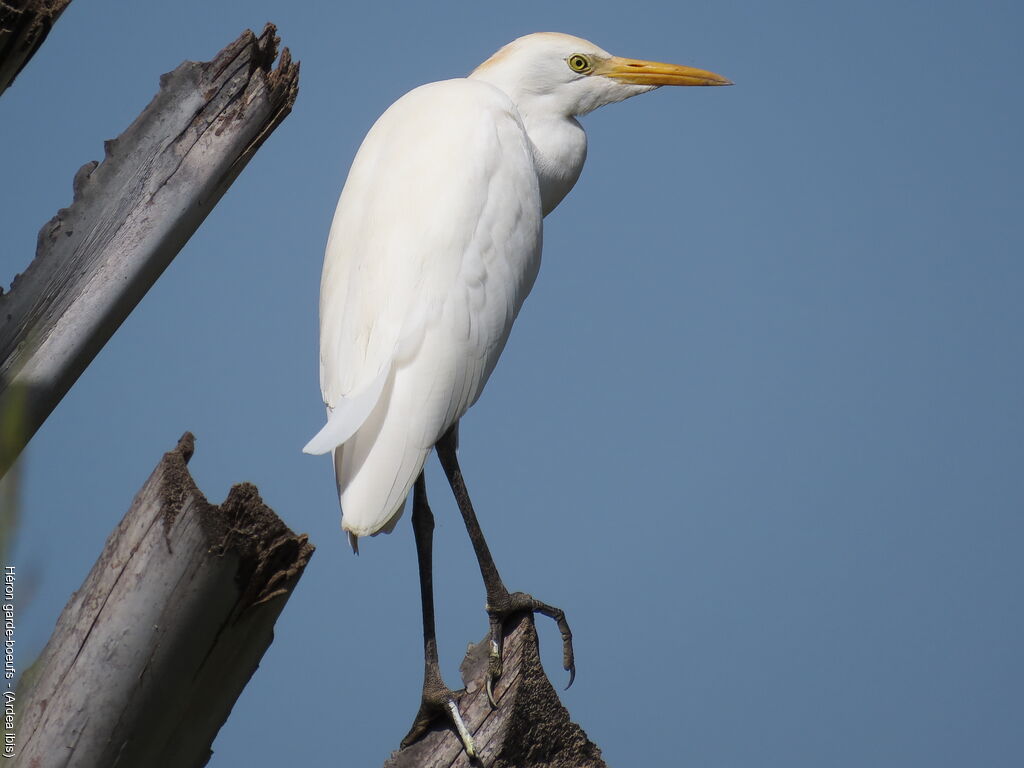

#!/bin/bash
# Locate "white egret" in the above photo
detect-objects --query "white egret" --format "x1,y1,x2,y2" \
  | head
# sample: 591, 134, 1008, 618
305, 32, 730, 755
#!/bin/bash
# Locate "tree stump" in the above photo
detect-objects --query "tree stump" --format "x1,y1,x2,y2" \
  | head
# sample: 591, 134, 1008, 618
385, 613, 607, 768
14, 433, 314, 767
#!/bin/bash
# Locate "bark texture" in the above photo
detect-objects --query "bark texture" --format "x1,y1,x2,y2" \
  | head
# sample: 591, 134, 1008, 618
14, 433, 314, 768
385, 614, 607, 768
0, 24, 299, 477
0, 0, 72, 97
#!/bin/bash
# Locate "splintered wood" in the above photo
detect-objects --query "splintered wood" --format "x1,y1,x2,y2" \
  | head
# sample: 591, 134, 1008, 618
0, 24, 299, 476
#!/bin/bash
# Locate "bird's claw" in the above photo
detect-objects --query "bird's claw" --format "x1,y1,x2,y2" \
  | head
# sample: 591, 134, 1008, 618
401, 681, 476, 759
528, 594, 575, 689
485, 626, 503, 707
446, 700, 477, 760
485, 672, 497, 709
484, 590, 575, 705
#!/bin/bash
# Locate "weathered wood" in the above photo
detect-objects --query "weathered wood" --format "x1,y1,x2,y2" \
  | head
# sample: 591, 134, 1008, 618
14, 433, 315, 767
0, 0, 72, 97
385, 614, 607, 768
0, 24, 299, 477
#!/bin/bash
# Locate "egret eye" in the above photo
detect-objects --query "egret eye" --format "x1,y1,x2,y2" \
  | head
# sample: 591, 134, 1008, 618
567, 54, 592, 74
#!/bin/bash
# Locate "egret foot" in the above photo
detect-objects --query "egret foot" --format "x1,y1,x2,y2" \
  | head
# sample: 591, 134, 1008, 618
483, 590, 575, 706
401, 672, 476, 759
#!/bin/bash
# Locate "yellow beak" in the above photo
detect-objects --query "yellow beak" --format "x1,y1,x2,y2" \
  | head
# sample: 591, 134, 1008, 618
596, 56, 732, 87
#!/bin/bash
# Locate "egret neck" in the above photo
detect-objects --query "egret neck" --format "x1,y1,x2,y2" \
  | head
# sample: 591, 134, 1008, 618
520, 111, 587, 217
470, 66, 589, 216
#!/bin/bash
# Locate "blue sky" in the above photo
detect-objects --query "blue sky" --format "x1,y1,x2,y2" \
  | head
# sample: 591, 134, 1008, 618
3, 1, 1022, 765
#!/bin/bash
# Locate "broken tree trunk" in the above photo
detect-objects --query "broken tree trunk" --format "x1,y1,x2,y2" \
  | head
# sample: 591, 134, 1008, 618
0, 0, 72, 97
14, 433, 314, 767
0, 24, 299, 477
385, 614, 608, 768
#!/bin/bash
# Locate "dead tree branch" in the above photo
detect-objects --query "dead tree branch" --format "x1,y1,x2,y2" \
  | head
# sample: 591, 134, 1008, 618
385, 614, 607, 768
0, 24, 299, 477
0, 0, 72, 97
14, 433, 315, 767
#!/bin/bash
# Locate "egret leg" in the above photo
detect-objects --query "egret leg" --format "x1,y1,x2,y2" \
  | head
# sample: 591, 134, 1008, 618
401, 473, 477, 759
435, 423, 575, 706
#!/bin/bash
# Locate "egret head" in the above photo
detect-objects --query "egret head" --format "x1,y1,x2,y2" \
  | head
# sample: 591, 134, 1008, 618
470, 32, 731, 118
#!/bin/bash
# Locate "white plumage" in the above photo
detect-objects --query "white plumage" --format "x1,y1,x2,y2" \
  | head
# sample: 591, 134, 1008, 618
305, 33, 730, 550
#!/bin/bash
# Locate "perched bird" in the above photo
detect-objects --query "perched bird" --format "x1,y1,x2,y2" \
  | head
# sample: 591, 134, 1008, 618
305, 31, 730, 756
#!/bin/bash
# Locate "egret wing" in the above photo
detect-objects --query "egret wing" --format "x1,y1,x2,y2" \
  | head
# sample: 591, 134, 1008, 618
307, 79, 543, 538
